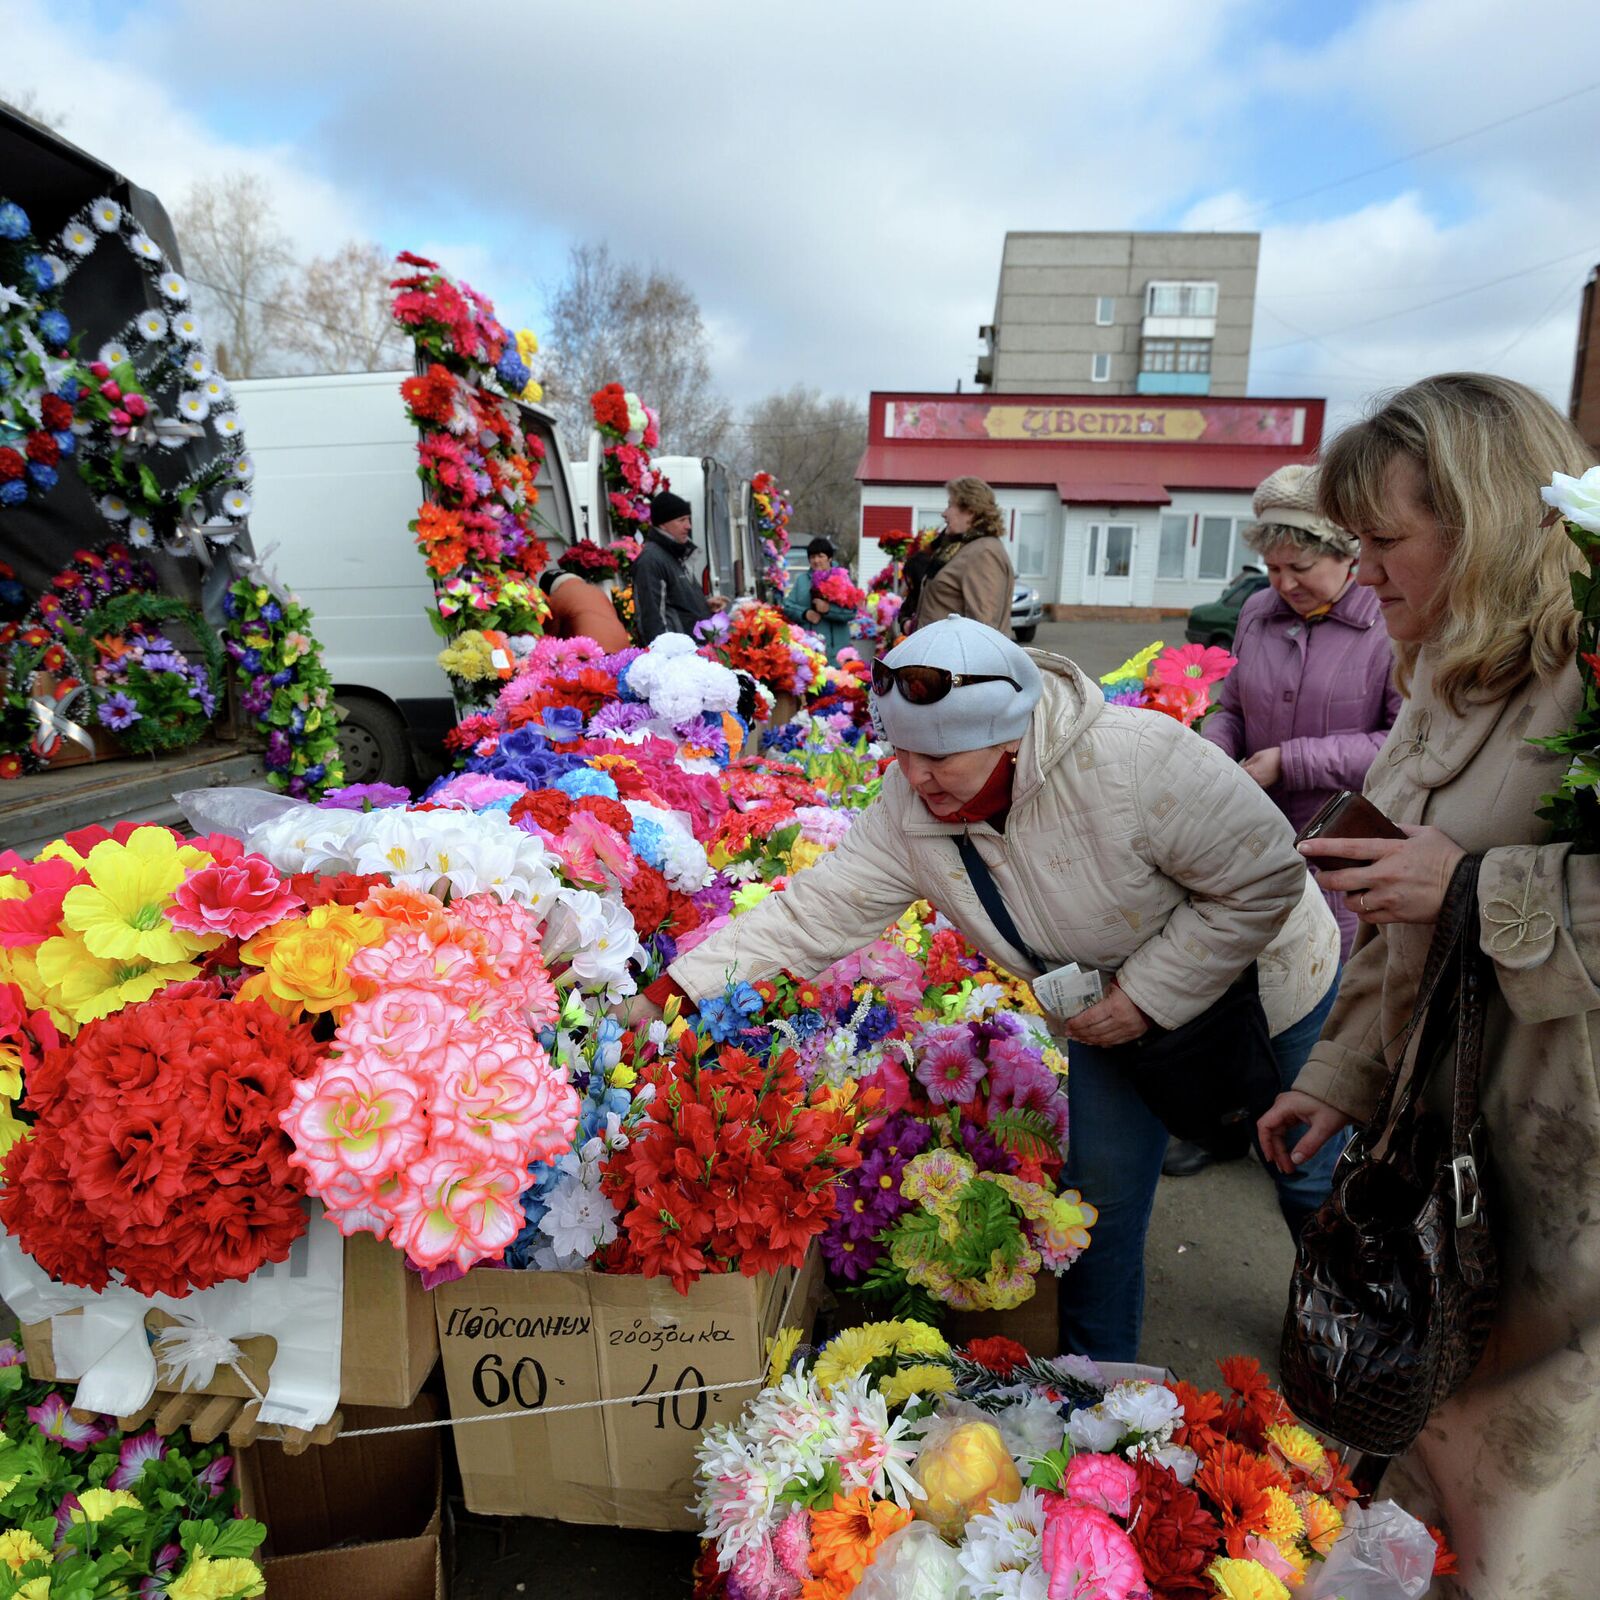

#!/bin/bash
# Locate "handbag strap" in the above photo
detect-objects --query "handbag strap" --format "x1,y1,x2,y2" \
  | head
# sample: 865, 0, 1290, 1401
953, 832, 1047, 972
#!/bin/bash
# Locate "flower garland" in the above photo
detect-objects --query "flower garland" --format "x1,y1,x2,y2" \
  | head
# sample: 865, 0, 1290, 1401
591, 383, 667, 533
0, 1341, 263, 1600
751, 471, 793, 596
694, 1330, 1455, 1600
695, 603, 826, 699
390, 253, 552, 654
1536, 465, 1600, 850
221, 577, 344, 796
0, 199, 85, 512
1101, 641, 1236, 728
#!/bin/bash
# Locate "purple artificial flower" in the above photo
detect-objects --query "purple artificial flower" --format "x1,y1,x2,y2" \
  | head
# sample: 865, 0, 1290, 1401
915, 1025, 986, 1105
587, 699, 654, 739
241, 677, 273, 716
318, 781, 411, 811
28, 1391, 111, 1451
958, 1117, 1016, 1175
197, 1454, 234, 1496
55, 1493, 80, 1547
693, 877, 735, 919
97, 690, 141, 730
0, 1339, 24, 1367
876, 1112, 934, 1164
821, 1224, 882, 1283
833, 1172, 887, 1244
266, 730, 292, 768
856, 1146, 914, 1227
109, 1428, 165, 1490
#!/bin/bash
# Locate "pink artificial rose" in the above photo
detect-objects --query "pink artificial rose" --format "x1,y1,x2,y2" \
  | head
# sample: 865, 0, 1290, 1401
123, 393, 150, 419
391, 1152, 528, 1270
99, 380, 121, 402
352, 923, 494, 996
1040, 1498, 1144, 1600
338, 987, 463, 1068
168, 855, 303, 941
430, 1022, 577, 1165
280, 1053, 429, 1186
1063, 1453, 1138, 1519
449, 896, 558, 1024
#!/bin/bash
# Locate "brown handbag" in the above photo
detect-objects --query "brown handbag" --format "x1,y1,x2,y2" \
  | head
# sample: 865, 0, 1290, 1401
1280, 854, 1498, 1458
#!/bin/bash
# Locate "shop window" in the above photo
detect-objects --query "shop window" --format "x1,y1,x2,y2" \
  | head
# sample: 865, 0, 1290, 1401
1015, 509, 1050, 578
1197, 515, 1236, 581
1157, 512, 1189, 579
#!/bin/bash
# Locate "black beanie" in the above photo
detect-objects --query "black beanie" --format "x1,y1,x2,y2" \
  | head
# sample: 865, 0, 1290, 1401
806, 537, 836, 558
651, 491, 692, 526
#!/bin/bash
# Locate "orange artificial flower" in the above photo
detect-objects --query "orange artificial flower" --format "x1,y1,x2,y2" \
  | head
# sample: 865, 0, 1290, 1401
804, 1489, 911, 1599
1428, 1524, 1459, 1577
1169, 1379, 1228, 1458
361, 884, 446, 930
1218, 1354, 1291, 1439
1194, 1441, 1290, 1558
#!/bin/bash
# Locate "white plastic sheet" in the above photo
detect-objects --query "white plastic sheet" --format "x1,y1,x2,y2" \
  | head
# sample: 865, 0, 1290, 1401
1298, 1500, 1440, 1600
174, 784, 308, 842
850, 1523, 966, 1600
0, 1203, 345, 1429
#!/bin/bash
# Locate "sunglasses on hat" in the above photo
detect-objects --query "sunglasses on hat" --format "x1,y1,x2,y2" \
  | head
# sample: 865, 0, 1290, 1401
870, 660, 1023, 706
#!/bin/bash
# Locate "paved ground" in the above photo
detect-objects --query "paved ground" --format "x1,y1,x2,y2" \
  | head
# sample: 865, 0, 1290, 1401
453, 616, 1290, 1597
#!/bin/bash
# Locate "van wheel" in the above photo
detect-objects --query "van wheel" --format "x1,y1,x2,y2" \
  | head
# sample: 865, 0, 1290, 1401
333, 696, 413, 789
1209, 633, 1232, 648
1014, 626, 1037, 644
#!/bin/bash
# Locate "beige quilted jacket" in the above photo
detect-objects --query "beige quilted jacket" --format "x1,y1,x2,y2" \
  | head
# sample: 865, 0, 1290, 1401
671, 650, 1339, 1034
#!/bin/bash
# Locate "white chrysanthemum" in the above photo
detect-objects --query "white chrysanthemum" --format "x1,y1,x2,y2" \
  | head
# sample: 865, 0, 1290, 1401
958, 1486, 1051, 1600
60, 221, 96, 256
182, 351, 212, 381
90, 197, 121, 231
232, 453, 255, 483
98, 341, 131, 368
127, 516, 155, 548
221, 487, 251, 518
177, 391, 209, 422
159, 271, 189, 302
129, 232, 163, 261
693, 1433, 783, 1570
1065, 1403, 1123, 1455
1101, 1378, 1181, 1442
214, 412, 243, 440
1143, 1440, 1199, 1484
136, 309, 167, 340
828, 1377, 925, 1505
98, 493, 130, 522
172, 311, 202, 341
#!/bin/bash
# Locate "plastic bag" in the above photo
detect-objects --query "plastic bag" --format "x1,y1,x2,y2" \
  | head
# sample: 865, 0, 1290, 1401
1297, 1500, 1439, 1599
175, 784, 309, 843
850, 1523, 965, 1600
910, 1415, 1024, 1540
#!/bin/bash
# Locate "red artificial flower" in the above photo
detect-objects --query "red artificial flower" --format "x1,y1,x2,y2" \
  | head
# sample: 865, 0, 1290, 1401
1216, 1354, 1291, 1443
169, 855, 304, 941
288, 870, 389, 908
400, 364, 458, 427
39, 393, 73, 431
0, 995, 322, 1296
1193, 1441, 1289, 1559
0, 448, 25, 481
963, 1336, 1031, 1376
0, 852, 81, 948
1125, 1455, 1221, 1600
622, 863, 671, 934
575, 794, 632, 835
25, 432, 60, 467
1168, 1380, 1228, 1459
1428, 1524, 1458, 1577
510, 789, 575, 835
0, 754, 21, 780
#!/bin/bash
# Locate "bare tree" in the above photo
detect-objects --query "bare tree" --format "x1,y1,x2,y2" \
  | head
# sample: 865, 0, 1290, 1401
543, 241, 731, 458
1, 86, 69, 134
733, 387, 868, 560
174, 173, 294, 378
277, 239, 411, 374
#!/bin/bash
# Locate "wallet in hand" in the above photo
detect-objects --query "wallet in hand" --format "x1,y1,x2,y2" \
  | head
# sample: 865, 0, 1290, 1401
1294, 790, 1406, 870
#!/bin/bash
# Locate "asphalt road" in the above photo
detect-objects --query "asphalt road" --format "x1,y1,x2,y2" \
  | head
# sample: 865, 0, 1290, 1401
454, 616, 1296, 1598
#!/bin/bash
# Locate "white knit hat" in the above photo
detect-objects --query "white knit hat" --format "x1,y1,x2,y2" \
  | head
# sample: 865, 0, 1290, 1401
1249, 464, 1358, 557
873, 616, 1042, 757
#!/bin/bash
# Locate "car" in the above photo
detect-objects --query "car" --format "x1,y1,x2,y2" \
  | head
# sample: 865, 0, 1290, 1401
1012, 581, 1043, 643
1185, 569, 1270, 647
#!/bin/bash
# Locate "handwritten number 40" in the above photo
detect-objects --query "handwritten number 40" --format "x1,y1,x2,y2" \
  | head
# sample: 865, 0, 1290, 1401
471, 1352, 548, 1410
631, 1363, 708, 1431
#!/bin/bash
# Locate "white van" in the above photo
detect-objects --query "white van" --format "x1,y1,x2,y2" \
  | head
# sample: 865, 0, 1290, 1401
231, 371, 579, 784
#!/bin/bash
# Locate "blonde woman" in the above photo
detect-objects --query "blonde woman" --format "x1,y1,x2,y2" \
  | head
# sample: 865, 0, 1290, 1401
902, 477, 1014, 634
1258, 374, 1600, 1597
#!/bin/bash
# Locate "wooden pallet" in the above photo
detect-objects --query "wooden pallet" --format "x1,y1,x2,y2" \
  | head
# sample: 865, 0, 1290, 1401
69, 1392, 344, 1454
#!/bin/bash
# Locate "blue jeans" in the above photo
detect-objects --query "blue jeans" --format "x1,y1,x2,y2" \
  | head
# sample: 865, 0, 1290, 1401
1057, 974, 1344, 1361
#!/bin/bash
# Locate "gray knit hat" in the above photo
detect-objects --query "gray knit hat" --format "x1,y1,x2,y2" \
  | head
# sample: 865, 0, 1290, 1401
873, 616, 1042, 757
1246, 464, 1358, 558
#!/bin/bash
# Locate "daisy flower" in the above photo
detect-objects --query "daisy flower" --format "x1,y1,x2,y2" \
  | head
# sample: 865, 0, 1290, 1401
98, 494, 130, 522
181, 351, 211, 381
213, 411, 242, 439
203, 375, 231, 403
178, 392, 210, 422
221, 488, 252, 518
136, 309, 167, 340
97, 341, 131, 369
159, 271, 189, 301
127, 517, 155, 548
232, 453, 255, 483
41, 253, 67, 285
90, 197, 122, 231
60, 220, 96, 256
171, 311, 202, 341
129, 232, 163, 262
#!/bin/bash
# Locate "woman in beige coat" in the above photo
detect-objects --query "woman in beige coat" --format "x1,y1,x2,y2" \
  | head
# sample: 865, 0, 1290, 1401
637, 616, 1340, 1361
901, 477, 1015, 635
1259, 374, 1600, 1597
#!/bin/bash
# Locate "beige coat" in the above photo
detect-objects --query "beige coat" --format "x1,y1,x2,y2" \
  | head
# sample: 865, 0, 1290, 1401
917, 534, 1014, 636
671, 652, 1339, 1036
1294, 654, 1600, 1598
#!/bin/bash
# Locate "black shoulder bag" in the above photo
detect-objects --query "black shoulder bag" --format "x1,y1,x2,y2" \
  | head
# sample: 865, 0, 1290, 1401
954, 834, 1280, 1158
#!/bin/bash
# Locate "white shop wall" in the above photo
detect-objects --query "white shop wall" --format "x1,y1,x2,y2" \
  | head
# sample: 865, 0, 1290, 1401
858, 484, 1061, 598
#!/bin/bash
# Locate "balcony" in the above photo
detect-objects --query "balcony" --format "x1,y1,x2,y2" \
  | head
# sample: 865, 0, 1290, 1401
1136, 371, 1211, 396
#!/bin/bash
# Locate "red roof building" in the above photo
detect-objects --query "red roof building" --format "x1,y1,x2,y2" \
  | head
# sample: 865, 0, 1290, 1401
856, 390, 1325, 613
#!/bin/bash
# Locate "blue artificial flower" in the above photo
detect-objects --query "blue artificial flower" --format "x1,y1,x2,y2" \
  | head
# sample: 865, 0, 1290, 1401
698, 995, 746, 1044
52, 430, 74, 457
97, 690, 141, 730
261, 599, 283, 623
496, 350, 531, 391
728, 981, 764, 1021
856, 1003, 898, 1048
0, 578, 23, 606
530, 704, 585, 742
58, 377, 81, 402
0, 480, 27, 507
26, 463, 56, 491
23, 254, 56, 291
789, 1009, 826, 1041
554, 766, 619, 802
0, 203, 27, 240
270, 668, 293, 686
239, 647, 262, 673
36, 309, 70, 346
303, 763, 326, 787
221, 590, 240, 619
628, 815, 666, 868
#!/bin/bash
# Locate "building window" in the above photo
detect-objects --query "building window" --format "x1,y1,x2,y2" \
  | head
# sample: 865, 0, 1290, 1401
1176, 339, 1211, 374
1095, 295, 1115, 326
1157, 512, 1188, 579
1091, 353, 1111, 383
1141, 338, 1176, 372
1014, 509, 1050, 579
1197, 514, 1236, 581
1145, 281, 1219, 317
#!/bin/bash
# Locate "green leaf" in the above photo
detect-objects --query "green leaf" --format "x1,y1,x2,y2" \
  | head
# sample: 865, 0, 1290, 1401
184, 1516, 266, 1562
1026, 1444, 1072, 1490
988, 1105, 1062, 1164
137, 463, 161, 505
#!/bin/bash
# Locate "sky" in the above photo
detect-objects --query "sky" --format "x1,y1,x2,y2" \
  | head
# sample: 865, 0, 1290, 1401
8, 0, 1600, 435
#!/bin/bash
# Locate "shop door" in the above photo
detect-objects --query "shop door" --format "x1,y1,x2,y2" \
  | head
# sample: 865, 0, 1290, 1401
1084, 522, 1136, 606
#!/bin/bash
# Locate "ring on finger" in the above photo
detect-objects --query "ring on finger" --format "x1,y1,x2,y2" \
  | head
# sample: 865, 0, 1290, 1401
1359, 892, 1371, 913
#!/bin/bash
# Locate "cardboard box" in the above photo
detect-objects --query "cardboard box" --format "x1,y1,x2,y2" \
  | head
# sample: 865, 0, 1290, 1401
239, 1396, 445, 1600
21, 1231, 437, 1410
434, 1250, 822, 1530
947, 1287, 1060, 1358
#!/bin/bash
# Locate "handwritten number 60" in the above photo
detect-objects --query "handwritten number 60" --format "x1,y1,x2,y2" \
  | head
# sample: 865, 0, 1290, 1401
471, 1352, 548, 1410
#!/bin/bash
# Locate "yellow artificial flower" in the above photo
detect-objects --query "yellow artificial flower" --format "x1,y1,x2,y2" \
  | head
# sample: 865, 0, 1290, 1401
882, 1320, 950, 1360
14, 1577, 50, 1600
1264, 1422, 1328, 1479
1099, 641, 1163, 686
608, 1061, 637, 1090
877, 1363, 956, 1409
72, 1488, 141, 1523
1262, 1486, 1304, 1545
34, 931, 199, 1026
0, 941, 60, 1031
60, 829, 218, 964
0, 1042, 22, 1101
515, 328, 539, 359
1041, 1042, 1069, 1077
1035, 1191, 1098, 1259
910, 1420, 1022, 1540
436, 630, 500, 682
237, 904, 385, 1018
0, 1100, 29, 1161
1300, 1493, 1343, 1557
1207, 1558, 1290, 1600
813, 1324, 897, 1394
166, 1555, 265, 1600
787, 838, 825, 874
0, 1529, 51, 1572
731, 883, 773, 915
765, 1326, 803, 1387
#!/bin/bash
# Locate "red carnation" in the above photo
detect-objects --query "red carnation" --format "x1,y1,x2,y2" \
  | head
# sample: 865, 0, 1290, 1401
963, 1336, 1031, 1376
288, 870, 388, 908
622, 863, 671, 934
25, 432, 59, 467
0, 995, 323, 1297
0, 448, 24, 482
1126, 1455, 1222, 1599
575, 794, 632, 834
510, 789, 575, 835
39, 393, 73, 430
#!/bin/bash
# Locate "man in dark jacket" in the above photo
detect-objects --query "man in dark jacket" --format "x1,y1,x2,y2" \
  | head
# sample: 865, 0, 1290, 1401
632, 491, 726, 643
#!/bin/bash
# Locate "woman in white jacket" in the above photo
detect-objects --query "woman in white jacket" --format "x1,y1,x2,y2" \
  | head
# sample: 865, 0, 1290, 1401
636, 617, 1340, 1360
